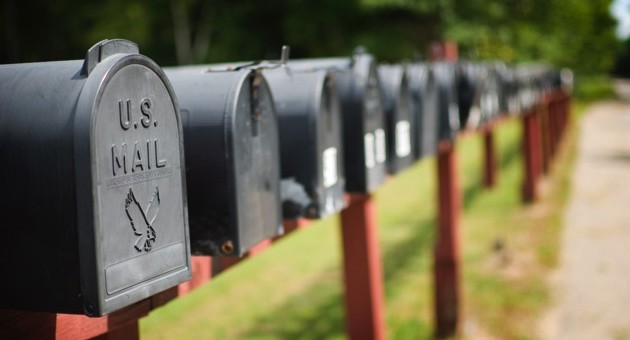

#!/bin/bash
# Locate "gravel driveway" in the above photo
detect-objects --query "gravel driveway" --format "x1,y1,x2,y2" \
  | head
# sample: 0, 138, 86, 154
547, 101, 630, 340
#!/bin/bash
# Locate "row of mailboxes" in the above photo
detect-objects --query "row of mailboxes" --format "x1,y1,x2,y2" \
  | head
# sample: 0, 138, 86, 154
0, 39, 570, 317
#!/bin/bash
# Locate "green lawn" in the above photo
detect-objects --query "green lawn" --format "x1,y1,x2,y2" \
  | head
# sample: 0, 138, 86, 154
141, 105, 579, 339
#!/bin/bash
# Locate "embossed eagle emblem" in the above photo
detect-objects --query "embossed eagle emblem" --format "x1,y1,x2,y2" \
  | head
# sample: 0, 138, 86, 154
125, 187, 160, 252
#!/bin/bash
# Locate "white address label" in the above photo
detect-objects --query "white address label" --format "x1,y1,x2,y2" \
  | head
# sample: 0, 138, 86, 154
395, 120, 411, 157
322, 147, 338, 188
375, 128, 387, 164
364, 133, 375, 169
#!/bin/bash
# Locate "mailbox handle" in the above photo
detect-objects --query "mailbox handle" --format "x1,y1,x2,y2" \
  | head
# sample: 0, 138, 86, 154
82, 39, 139, 76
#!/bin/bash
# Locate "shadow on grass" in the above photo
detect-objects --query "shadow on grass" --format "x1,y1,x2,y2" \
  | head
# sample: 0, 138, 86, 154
241, 209, 436, 339
381, 213, 435, 284
241, 266, 345, 339
462, 134, 521, 209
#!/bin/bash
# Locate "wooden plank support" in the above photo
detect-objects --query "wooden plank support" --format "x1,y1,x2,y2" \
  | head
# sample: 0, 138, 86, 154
434, 141, 462, 338
340, 194, 386, 340
91, 320, 139, 340
539, 99, 552, 174
178, 256, 212, 296
521, 108, 542, 203
55, 300, 151, 340
482, 126, 498, 188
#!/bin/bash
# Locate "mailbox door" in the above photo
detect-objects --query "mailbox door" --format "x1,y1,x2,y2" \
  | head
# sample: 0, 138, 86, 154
434, 63, 460, 141
457, 62, 481, 129
478, 66, 501, 125
421, 66, 439, 157
409, 63, 439, 159
269, 68, 346, 218
357, 58, 388, 192
316, 73, 346, 217
378, 65, 414, 174
230, 71, 282, 253
0, 40, 191, 316
166, 68, 282, 256
77, 54, 191, 316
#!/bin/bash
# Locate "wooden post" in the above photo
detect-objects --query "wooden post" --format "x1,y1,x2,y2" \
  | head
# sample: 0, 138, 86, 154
428, 41, 458, 62
178, 256, 212, 296
521, 109, 542, 203
566, 93, 571, 131
482, 127, 497, 188
340, 194, 386, 340
539, 100, 551, 174
434, 141, 461, 338
91, 321, 139, 340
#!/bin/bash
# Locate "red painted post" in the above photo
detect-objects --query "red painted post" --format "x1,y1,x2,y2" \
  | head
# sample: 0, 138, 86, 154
247, 239, 273, 257
521, 109, 542, 203
560, 91, 571, 140
547, 95, 557, 161
92, 320, 139, 340
434, 141, 462, 338
482, 127, 497, 188
428, 41, 458, 62
558, 94, 566, 140
282, 218, 310, 234
539, 100, 551, 174
55, 299, 151, 339
340, 194, 386, 340
178, 256, 212, 295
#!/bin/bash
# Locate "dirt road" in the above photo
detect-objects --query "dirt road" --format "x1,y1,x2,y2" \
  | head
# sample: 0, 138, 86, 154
547, 101, 630, 339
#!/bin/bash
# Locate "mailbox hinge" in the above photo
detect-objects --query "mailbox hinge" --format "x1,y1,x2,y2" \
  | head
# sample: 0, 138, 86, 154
81, 39, 140, 76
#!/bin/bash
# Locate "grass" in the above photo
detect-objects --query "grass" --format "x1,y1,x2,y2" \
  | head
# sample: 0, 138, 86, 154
140, 103, 581, 339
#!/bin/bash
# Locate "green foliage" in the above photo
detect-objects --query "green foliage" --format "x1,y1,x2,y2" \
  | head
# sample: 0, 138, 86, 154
443, 0, 619, 74
1, 0, 619, 73
573, 75, 616, 101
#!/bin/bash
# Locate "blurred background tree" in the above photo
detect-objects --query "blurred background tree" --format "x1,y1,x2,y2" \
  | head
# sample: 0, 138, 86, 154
0, 0, 621, 75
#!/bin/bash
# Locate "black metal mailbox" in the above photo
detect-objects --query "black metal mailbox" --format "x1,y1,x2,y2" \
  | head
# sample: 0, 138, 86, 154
0, 39, 191, 316
458, 63, 501, 129
262, 67, 346, 219
433, 62, 461, 141
515, 66, 541, 112
164, 66, 282, 256
289, 50, 387, 193
560, 68, 574, 94
456, 62, 477, 128
378, 64, 415, 174
494, 63, 521, 115
408, 62, 439, 159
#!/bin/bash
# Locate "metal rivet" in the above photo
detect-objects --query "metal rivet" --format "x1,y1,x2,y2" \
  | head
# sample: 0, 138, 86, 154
221, 240, 234, 255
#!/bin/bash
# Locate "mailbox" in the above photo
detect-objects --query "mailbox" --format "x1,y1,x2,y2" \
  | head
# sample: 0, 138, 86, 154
164, 66, 282, 256
262, 67, 346, 219
378, 64, 415, 174
560, 68, 574, 94
515, 66, 541, 112
408, 62, 439, 159
456, 62, 477, 128
494, 63, 521, 115
433, 62, 461, 141
458, 63, 501, 129
0, 39, 191, 316
289, 50, 387, 193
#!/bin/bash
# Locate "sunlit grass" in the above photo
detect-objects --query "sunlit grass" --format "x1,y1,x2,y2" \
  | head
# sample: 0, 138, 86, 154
141, 103, 580, 339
